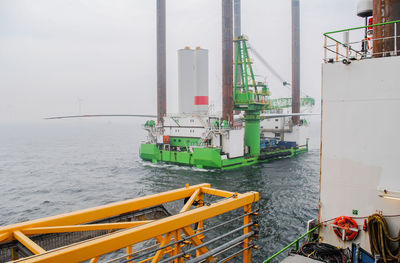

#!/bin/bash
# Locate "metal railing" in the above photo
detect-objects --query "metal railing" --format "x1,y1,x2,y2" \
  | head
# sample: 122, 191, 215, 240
0, 184, 259, 263
262, 225, 319, 263
323, 20, 400, 63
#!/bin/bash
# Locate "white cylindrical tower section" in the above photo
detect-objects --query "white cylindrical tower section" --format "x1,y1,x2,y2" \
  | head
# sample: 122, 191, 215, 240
357, 0, 373, 17
194, 47, 209, 113
178, 47, 195, 114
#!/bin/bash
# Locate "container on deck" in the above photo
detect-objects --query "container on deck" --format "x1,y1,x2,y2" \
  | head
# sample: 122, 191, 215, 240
277, 141, 297, 149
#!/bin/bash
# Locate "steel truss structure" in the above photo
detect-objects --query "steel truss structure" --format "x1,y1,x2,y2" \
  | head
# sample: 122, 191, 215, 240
0, 184, 259, 263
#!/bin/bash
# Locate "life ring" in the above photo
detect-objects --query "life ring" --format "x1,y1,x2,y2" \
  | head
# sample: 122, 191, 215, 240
332, 216, 359, 241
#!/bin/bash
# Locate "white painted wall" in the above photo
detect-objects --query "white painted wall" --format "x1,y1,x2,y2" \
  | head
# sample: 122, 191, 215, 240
164, 116, 206, 127
164, 127, 205, 138
178, 48, 209, 114
283, 125, 309, 146
222, 129, 244, 158
163, 115, 208, 138
260, 118, 284, 130
178, 49, 195, 114
319, 56, 400, 251
194, 48, 209, 113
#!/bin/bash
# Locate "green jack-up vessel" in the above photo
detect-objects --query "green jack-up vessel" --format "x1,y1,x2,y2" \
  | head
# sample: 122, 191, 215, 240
140, 36, 309, 170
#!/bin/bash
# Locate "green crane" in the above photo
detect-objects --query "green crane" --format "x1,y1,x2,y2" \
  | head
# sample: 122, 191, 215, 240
233, 36, 270, 157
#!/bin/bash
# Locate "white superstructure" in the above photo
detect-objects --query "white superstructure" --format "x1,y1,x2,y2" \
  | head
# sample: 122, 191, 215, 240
319, 55, 400, 251
145, 114, 246, 158
163, 115, 211, 138
260, 110, 310, 145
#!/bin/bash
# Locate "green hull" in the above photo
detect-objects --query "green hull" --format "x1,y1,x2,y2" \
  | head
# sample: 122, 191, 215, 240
139, 143, 308, 170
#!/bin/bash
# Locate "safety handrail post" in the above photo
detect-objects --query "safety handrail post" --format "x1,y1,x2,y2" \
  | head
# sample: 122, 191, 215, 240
243, 204, 252, 263
126, 245, 132, 263
324, 36, 327, 62
336, 42, 339, 62
372, 36, 375, 56
262, 225, 319, 263
395, 22, 398, 55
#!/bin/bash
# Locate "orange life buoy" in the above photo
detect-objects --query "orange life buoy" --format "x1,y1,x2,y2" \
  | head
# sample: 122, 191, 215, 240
332, 216, 359, 241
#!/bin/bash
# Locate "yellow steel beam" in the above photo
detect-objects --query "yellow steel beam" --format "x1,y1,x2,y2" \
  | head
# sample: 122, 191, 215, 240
151, 232, 173, 263
22, 221, 152, 235
182, 227, 214, 262
0, 232, 10, 243
12, 247, 18, 261
89, 256, 99, 263
139, 244, 180, 263
220, 246, 252, 263
196, 192, 204, 234
13, 231, 46, 255
137, 256, 154, 263
201, 187, 235, 198
195, 192, 204, 257
243, 204, 252, 263
179, 189, 199, 213
154, 235, 163, 244
126, 245, 132, 263
11, 190, 258, 263
153, 235, 174, 257
0, 184, 210, 242
174, 230, 183, 263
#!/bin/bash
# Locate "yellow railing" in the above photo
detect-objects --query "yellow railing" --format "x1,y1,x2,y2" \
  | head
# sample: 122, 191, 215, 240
0, 184, 259, 263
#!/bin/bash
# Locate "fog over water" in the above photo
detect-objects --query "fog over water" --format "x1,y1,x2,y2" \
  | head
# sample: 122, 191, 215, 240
0, 121, 320, 262
0, 0, 362, 123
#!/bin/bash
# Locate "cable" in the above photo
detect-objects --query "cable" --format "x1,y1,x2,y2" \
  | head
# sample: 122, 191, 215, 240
368, 213, 400, 263
104, 243, 159, 263
158, 226, 255, 263
248, 44, 290, 87
116, 211, 257, 263
300, 242, 346, 263
320, 213, 400, 225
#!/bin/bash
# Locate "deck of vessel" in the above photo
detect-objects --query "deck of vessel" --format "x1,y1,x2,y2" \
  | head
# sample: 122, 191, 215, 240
280, 254, 321, 263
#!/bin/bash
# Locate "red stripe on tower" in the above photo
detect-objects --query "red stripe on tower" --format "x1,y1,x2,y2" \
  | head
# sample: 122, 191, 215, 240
194, 96, 208, 105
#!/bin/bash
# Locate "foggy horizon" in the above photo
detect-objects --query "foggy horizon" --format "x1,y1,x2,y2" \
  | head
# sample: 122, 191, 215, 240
0, 0, 363, 123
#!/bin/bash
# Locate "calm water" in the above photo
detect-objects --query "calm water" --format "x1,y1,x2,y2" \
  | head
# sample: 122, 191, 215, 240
0, 121, 320, 262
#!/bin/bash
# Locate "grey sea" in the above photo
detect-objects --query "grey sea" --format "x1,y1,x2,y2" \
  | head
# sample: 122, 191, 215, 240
0, 121, 320, 262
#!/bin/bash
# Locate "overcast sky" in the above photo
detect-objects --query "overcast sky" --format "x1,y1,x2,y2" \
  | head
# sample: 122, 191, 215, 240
0, 0, 363, 123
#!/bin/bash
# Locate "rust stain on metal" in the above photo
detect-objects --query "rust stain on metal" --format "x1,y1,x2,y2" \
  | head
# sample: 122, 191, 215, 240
222, 0, 233, 125
157, 0, 166, 124
291, 0, 300, 125
373, 0, 400, 56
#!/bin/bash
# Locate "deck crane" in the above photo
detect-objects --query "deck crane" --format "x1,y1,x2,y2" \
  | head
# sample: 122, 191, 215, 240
233, 36, 270, 157
247, 44, 315, 111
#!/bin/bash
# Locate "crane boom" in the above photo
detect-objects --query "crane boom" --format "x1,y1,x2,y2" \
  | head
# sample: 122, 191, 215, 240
248, 44, 290, 87
45, 114, 157, 120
